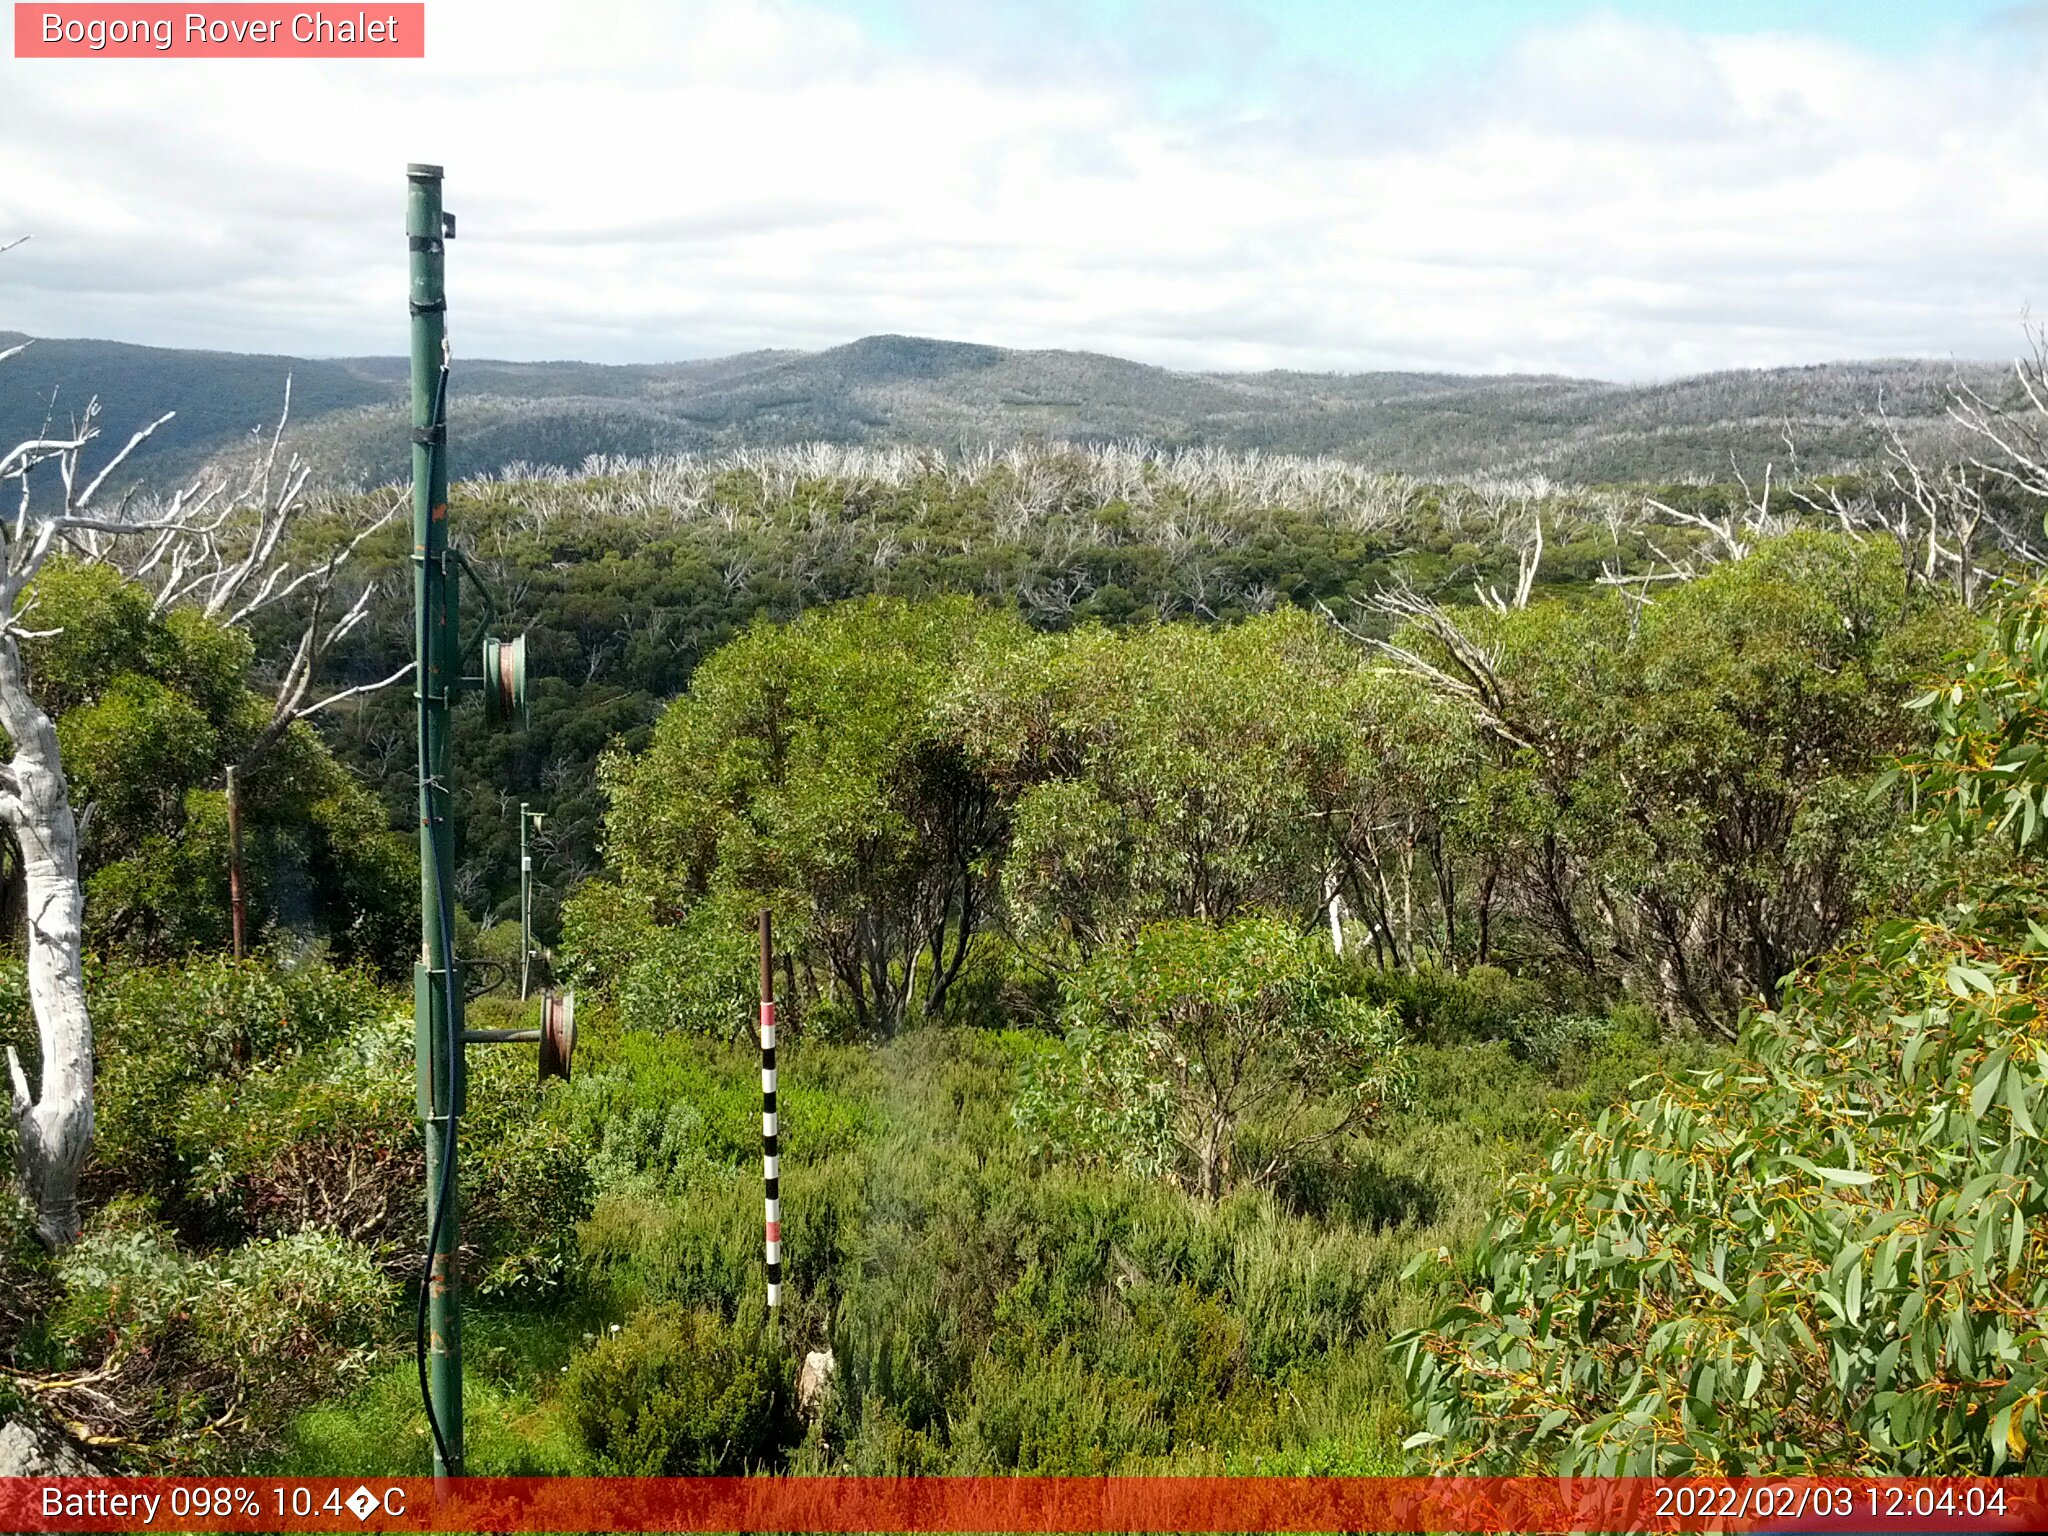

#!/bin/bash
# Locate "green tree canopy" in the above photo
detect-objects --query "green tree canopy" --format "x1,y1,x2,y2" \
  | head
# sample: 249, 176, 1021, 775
570, 595, 1023, 1036
1392, 532, 1965, 1024
10, 562, 411, 969
952, 608, 1357, 954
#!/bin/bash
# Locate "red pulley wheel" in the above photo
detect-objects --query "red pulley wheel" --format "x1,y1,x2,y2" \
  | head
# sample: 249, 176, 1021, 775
538, 987, 574, 1082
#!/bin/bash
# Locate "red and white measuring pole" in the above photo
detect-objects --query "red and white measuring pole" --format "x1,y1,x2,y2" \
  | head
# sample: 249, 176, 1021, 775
759, 909, 781, 1312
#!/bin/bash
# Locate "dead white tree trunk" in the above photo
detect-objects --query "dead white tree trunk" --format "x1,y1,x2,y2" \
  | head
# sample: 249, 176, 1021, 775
1475, 512, 1543, 612
0, 391, 176, 1244
0, 634, 88, 1245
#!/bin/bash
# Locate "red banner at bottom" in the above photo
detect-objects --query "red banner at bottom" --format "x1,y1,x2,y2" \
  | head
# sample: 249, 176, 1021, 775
6, 1475, 2044, 1533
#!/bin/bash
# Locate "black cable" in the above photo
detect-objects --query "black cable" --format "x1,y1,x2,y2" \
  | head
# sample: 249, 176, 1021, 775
416, 845, 461, 1472
415, 358, 460, 1477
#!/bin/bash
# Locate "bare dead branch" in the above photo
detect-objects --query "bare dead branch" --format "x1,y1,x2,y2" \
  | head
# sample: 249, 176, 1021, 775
292, 661, 416, 724
74, 412, 176, 511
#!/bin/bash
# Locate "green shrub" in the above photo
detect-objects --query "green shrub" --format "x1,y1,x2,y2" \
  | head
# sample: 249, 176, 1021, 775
1508, 1005, 1654, 1072
953, 1281, 1276, 1472
560, 1308, 799, 1474
53, 1200, 391, 1447
569, 1028, 764, 1195
461, 1046, 597, 1296
1014, 1024, 1175, 1183
1019, 918, 1407, 1199
1209, 1194, 1407, 1374
205, 1231, 392, 1393
577, 1187, 756, 1315
95, 954, 379, 1068
174, 1012, 415, 1244
52, 1200, 196, 1347
0, 1194, 56, 1373
612, 891, 761, 1039
176, 1006, 591, 1294
568, 1029, 871, 1314
1351, 962, 1544, 1044
579, 1151, 861, 1320
831, 1212, 991, 1438
87, 956, 386, 1213
821, 1400, 947, 1475
952, 1345, 1172, 1472
1096, 1282, 1255, 1437
1399, 905, 2048, 1471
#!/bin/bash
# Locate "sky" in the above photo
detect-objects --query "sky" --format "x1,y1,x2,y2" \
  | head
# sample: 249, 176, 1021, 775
1, 0, 2044, 379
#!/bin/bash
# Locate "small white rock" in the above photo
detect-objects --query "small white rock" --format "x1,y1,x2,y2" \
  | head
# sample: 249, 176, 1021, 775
797, 1349, 837, 1421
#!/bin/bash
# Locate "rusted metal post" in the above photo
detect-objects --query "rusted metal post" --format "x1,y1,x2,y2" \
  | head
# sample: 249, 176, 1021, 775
760, 909, 780, 1313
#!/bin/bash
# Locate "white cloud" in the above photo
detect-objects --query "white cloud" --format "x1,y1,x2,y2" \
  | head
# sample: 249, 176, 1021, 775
0, 0, 2042, 378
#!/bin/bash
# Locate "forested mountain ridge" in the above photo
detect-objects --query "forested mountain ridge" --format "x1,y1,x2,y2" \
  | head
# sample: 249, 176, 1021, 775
0, 328, 2008, 489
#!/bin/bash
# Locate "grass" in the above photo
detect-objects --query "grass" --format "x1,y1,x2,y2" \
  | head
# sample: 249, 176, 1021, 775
271, 1295, 609, 1476
266, 1004, 1713, 1477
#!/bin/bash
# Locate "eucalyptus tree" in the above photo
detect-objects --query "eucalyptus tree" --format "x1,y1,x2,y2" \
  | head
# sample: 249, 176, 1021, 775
1316, 669, 1484, 972
949, 608, 1353, 957
1401, 583, 2048, 1472
1019, 917, 1406, 1200
582, 595, 1022, 1037
1356, 533, 1963, 1029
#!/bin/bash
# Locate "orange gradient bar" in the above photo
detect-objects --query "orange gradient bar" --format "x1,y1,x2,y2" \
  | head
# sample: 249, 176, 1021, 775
13, 5, 424, 58
3, 1476, 2046, 1532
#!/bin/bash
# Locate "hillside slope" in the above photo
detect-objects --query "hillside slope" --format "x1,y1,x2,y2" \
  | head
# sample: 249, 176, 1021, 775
0, 330, 2006, 488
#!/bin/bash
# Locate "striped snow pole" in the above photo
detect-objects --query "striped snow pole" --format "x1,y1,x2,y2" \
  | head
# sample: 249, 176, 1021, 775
759, 909, 780, 1312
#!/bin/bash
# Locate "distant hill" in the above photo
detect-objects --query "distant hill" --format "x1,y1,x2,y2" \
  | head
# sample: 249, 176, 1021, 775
0, 333, 393, 482
0, 330, 2010, 489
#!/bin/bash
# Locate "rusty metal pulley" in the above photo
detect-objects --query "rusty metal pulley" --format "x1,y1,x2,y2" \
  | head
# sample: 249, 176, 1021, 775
460, 986, 574, 1083
538, 987, 575, 1082
482, 633, 528, 727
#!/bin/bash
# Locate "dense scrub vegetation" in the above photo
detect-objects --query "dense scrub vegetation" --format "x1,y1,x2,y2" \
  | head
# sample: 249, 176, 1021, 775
283, 992, 1681, 1476
5, 411, 2048, 1476
1401, 588, 2048, 1473
327, 446, 1697, 924
0, 932, 1683, 1470
299, 441, 2030, 983
571, 533, 1963, 1045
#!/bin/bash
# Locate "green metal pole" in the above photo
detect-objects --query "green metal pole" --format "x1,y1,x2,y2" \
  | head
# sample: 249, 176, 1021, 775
519, 802, 531, 1001
408, 162, 464, 1480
